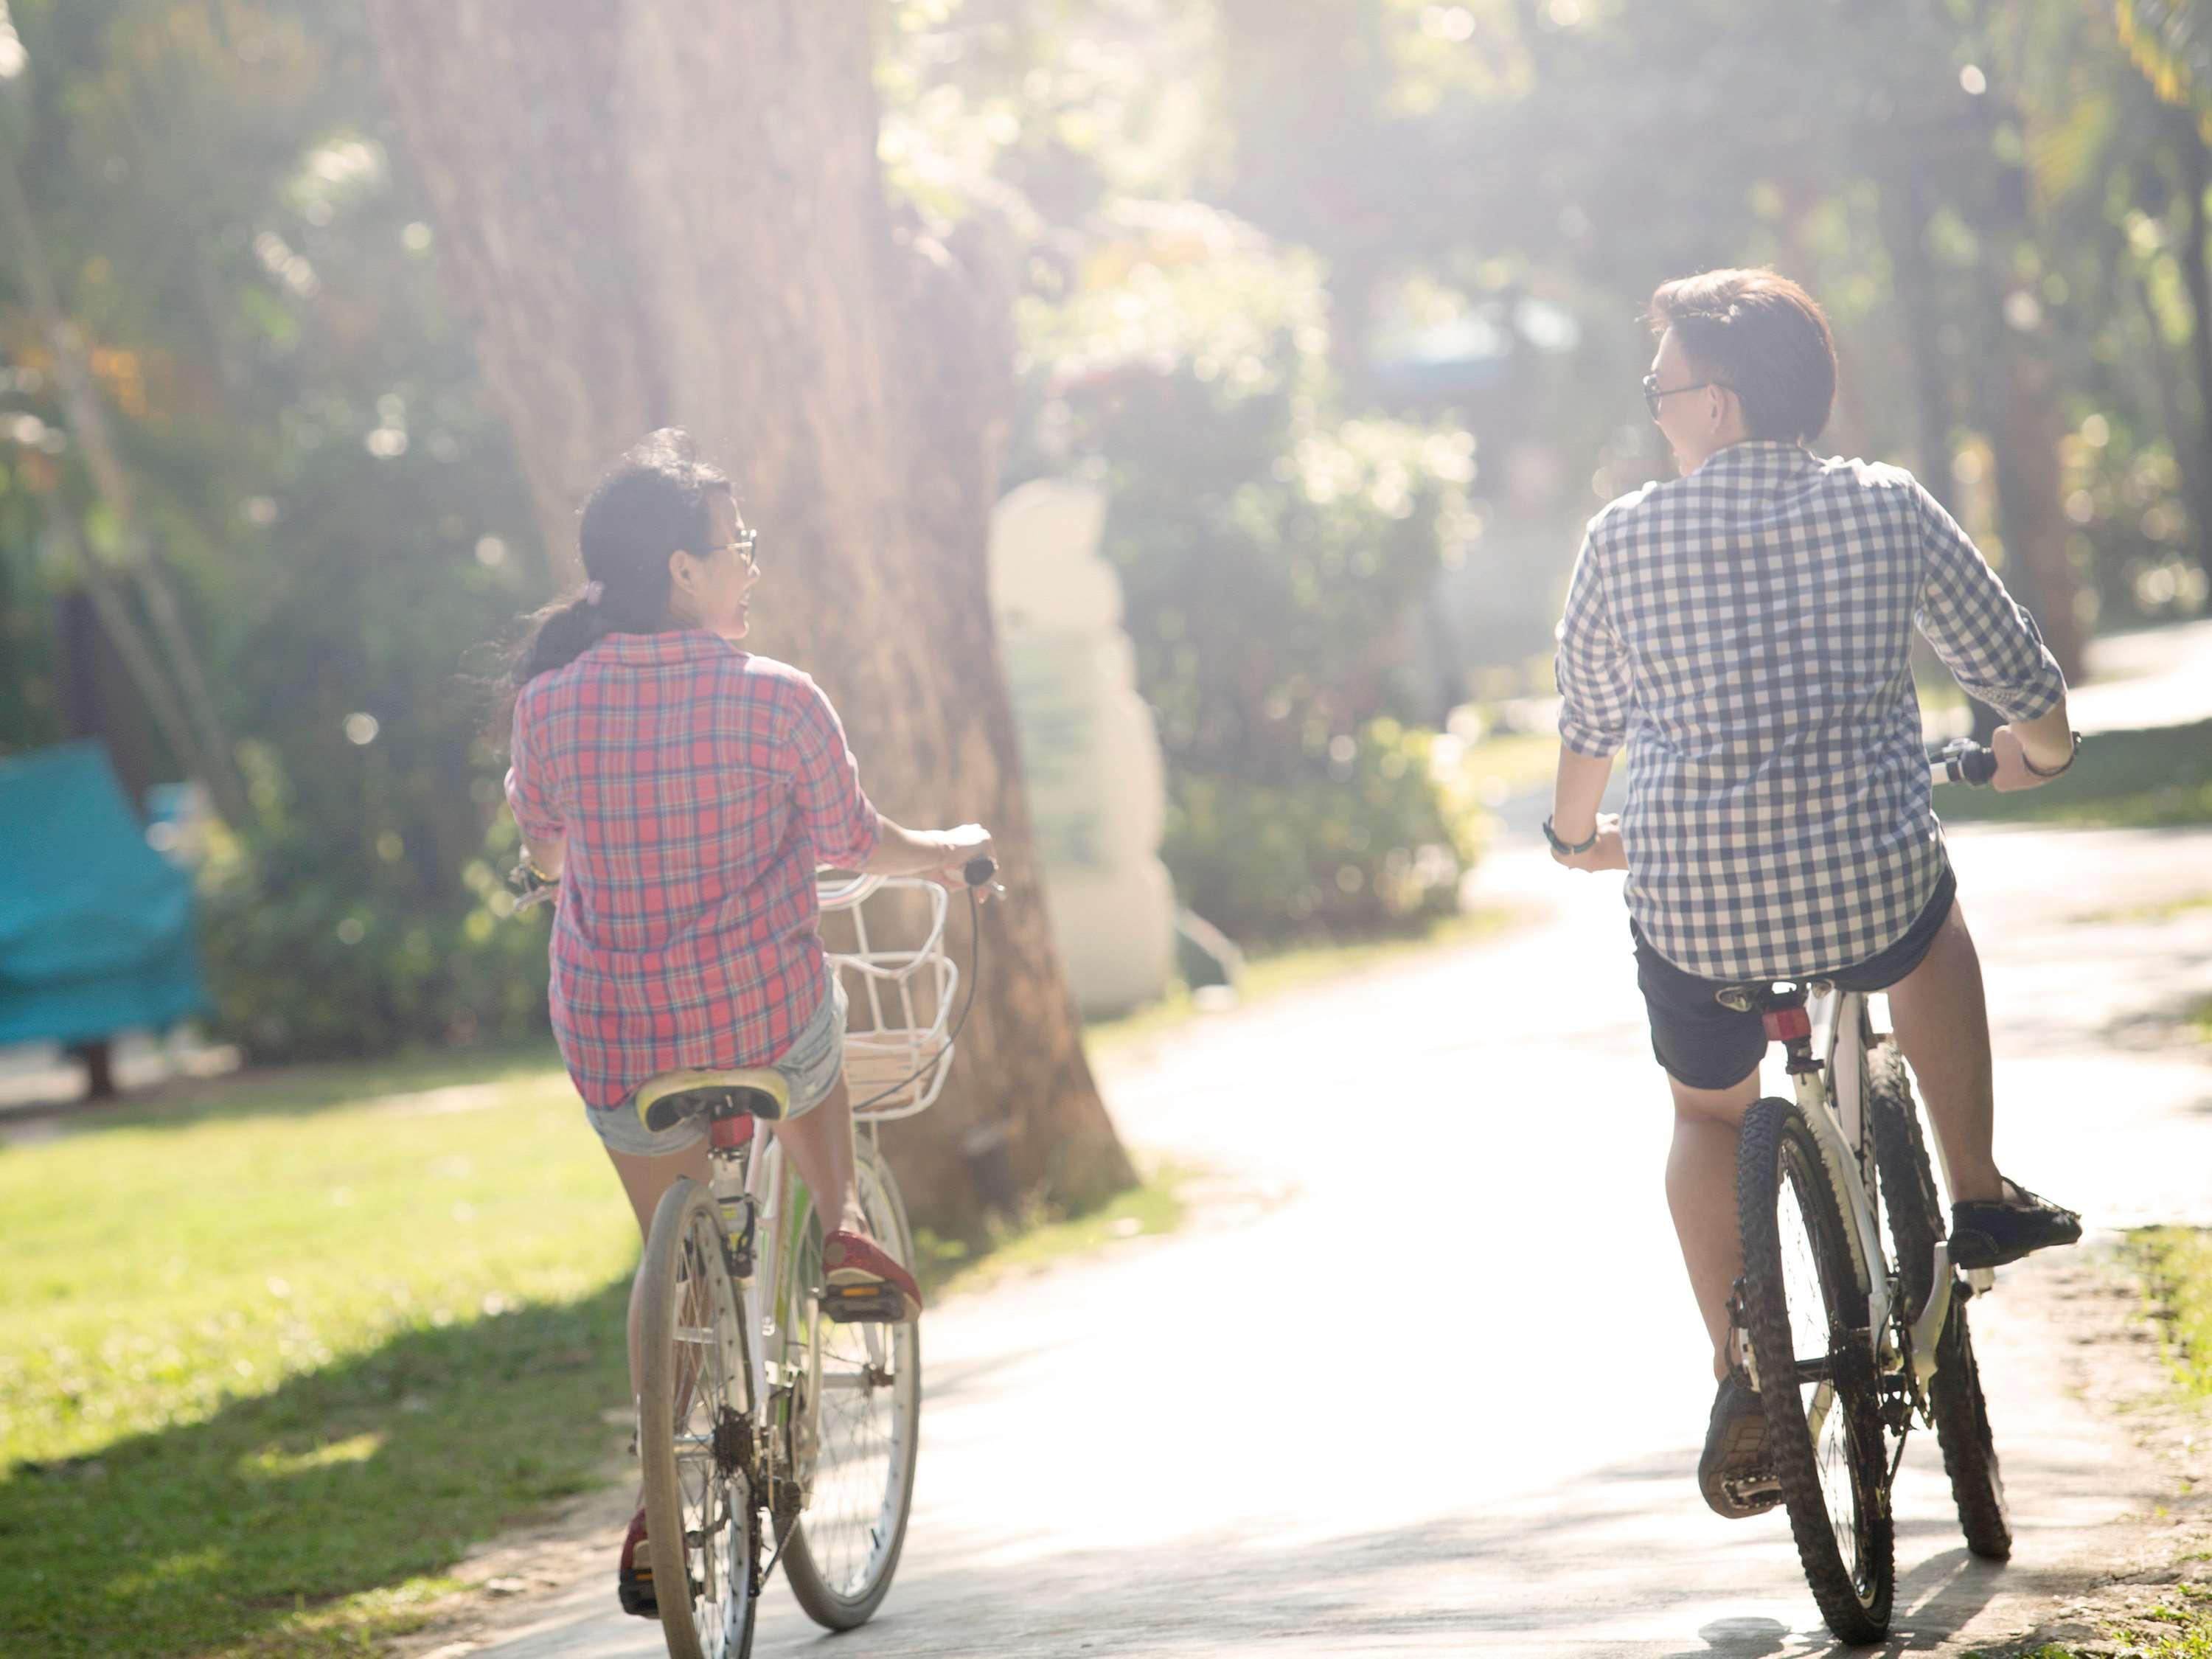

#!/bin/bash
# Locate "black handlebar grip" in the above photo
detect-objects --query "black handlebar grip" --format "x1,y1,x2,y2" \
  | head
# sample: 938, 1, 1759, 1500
962, 854, 998, 888
1956, 744, 1999, 786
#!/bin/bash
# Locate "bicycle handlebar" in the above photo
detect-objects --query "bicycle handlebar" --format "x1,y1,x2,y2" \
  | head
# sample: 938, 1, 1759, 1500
508, 862, 557, 910
509, 852, 1003, 913
1927, 740, 1998, 787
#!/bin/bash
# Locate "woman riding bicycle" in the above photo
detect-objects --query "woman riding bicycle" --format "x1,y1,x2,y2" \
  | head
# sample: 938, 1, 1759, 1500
498, 428, 990, 1615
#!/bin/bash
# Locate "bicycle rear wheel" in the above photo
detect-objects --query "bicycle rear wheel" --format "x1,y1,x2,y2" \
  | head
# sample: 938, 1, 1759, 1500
638, 1178, 762, 1659
779, 1135, 922, 1630
1867, 1046, 2010, 1559
1737, 1099, 1895, 1644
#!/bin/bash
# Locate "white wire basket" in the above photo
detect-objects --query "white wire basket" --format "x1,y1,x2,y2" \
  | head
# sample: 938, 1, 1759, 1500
815, 872, 960, 1121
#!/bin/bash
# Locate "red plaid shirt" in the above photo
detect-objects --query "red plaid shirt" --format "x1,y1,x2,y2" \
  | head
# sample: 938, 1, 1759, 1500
505, 630, 882, 1111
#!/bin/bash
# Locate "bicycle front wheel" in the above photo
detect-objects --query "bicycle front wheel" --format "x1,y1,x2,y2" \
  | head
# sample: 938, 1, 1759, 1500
638, 1178, 761, 1659
779, 1135, 922, 1630
1737, 1099, 1895, 1644
1868, 1047, 2010, 1559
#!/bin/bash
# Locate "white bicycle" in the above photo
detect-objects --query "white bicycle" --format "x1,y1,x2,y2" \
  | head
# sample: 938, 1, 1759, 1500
1720, 739, 2023, 1642
616, 860, 994, 1659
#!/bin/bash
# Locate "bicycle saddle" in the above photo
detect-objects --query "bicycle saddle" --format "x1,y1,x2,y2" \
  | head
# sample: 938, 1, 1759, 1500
633, 1067, 790, 1134
1713, 979, 1828, 1015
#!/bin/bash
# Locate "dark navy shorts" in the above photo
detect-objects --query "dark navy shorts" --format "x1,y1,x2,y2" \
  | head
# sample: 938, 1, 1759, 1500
1632, 864, 1958, 1092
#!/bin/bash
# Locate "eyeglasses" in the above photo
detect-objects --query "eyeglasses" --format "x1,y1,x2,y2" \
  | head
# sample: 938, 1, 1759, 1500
706, 526, 761, 576
1642, 372, 1724, 422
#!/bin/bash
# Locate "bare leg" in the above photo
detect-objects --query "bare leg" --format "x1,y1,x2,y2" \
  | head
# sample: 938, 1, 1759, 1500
770, 1076, 860, 1239
1666, 1065, 1762, 1382
607, 1138, 713, 1512
1882, 899, 2003, 1205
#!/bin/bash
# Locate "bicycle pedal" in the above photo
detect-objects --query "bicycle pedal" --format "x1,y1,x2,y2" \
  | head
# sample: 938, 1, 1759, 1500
618, 1552, 658, 1621
1723, 1472, 1782, 1509
820, 1283, 908, 1323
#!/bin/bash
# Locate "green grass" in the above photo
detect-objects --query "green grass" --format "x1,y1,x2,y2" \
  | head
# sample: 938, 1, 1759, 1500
1937, 719, 2212, 829
2083, 889, 2212, 925
0, 1057, 639, 1658
2132, 1226, 2212, 1397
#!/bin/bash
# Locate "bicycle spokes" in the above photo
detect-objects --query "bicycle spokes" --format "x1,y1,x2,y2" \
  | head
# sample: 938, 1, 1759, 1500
1776, 1170, 1865, 1585
1739, 1099, 1894, 1643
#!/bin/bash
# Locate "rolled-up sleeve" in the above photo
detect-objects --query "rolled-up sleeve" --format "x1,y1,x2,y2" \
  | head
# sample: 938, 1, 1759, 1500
785, 675, 882, 871
1554, 529, 1632, 757
505, 698, 565, 845
1912, 484, 2067, 722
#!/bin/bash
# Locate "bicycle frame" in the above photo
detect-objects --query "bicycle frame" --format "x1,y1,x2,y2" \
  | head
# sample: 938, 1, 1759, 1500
695, 872, 946, 1549
1796, 991, 1895, 1358
1794, 987, 1985, 1400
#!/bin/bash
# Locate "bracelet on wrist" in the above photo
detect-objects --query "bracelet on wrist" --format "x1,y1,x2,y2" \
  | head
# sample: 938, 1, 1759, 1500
1543, 816, 1599, 857
2021, 731, 2081, 779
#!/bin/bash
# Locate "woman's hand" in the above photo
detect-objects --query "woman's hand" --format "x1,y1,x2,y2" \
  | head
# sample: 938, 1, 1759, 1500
1551, 813, 1626, 873
927, 823, 996, 895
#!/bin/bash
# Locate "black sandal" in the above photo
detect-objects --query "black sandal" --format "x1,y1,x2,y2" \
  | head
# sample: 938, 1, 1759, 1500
1697, 1374, 1781, 1520
1950, 1178, 2081, 1270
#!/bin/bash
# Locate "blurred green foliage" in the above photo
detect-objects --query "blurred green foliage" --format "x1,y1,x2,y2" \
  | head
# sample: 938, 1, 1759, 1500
1165, 718, 1484, 933
0, 0, 547, 1058
7, 0, 2212, 1040
1011, 204, 1484, 934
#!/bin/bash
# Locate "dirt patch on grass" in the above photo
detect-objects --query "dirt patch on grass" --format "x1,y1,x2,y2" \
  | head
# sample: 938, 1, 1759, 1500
1964, 1244, 2212, 1658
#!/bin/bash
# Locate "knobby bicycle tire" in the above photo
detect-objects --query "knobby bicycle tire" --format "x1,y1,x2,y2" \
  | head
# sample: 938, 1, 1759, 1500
779, 1137, 922, 1630
639, 1178, 761, 1659
1737, 1098, 1896, 1644
1866, 1046, 2011, 1560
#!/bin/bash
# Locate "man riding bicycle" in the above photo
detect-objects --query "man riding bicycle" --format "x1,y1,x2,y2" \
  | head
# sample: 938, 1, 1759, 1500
1544, 268, 2083, 1520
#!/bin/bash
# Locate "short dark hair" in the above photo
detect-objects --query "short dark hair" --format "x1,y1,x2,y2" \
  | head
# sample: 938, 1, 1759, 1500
1649, 268, 1837, 445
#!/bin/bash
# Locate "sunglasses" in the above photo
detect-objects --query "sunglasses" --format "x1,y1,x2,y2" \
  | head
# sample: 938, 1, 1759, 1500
1642, 372, 1725, 422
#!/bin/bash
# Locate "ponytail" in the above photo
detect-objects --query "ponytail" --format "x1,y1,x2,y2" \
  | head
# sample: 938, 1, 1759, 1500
512, 590, 616, 686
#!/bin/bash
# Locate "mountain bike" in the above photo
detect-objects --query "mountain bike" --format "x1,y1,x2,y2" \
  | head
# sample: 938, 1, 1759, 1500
519, 856, 995, 1659
1723, 738, 2020, 1643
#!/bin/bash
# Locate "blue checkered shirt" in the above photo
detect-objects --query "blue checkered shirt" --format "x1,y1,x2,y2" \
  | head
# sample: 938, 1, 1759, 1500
1554, 440, 2067, 982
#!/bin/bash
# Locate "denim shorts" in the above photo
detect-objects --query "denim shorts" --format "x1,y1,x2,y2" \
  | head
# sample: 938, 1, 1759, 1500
588, 974, 849, 1158
1632, 864, 1958, 1092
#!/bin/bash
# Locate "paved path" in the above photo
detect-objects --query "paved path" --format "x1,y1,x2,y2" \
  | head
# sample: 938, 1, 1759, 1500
472, 821, 2212, 1658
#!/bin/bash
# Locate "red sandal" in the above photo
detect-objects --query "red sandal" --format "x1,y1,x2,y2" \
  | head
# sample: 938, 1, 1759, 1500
821, 1229, 922, 1322
617, 1505, 658, 1619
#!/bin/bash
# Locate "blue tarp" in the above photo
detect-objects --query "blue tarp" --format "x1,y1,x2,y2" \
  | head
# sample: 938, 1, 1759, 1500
0, 742, 208, 1048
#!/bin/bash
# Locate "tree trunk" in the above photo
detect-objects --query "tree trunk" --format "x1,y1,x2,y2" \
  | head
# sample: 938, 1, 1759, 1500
364, 0, 1133, 1236
1877, 169, 1961, 515
2135, 265, 2212, 577
1974, 268, 2087, 683
2171, 105, 2212, 577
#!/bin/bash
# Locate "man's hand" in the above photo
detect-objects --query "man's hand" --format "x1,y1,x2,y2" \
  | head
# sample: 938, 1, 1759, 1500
1988, 724, 2072, 793
1551, 813, 1627, 873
